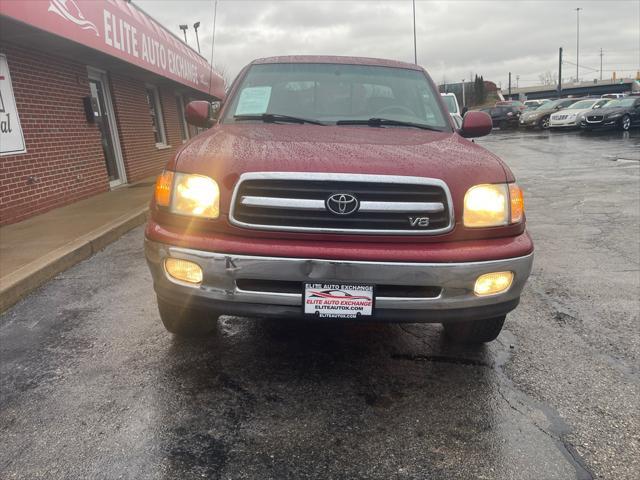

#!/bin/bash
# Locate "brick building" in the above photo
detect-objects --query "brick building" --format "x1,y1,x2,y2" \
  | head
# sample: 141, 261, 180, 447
0, 0, 223, 225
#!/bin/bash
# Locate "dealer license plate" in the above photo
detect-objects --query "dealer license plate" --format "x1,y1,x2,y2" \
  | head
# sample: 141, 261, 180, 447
303, 283, 374, 319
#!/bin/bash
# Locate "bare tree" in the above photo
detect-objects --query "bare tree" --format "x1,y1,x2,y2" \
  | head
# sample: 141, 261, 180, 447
214, 64, 232, 91
538, 71, 558, 86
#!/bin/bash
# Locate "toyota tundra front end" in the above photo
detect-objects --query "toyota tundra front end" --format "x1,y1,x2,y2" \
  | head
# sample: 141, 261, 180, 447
145, 56, 533, 343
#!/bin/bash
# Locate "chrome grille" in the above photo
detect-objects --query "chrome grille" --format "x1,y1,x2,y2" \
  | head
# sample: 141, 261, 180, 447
229, 172, 454, 235
586, 115, 604, 123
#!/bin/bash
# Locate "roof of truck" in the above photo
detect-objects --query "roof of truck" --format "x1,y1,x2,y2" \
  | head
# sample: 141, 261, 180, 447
251, 55, 423, 71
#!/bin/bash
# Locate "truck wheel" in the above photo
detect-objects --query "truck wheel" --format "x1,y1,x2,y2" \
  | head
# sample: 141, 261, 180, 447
156, 297, 218, 337
620, 115, 631, 131
442, 315, 506, 344
539, 116, 550, 129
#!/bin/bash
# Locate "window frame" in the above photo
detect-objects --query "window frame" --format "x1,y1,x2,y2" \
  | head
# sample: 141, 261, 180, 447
145, 84, 168, 148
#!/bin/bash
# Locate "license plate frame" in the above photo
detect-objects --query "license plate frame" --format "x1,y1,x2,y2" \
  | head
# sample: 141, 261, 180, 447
303, 282, 375, 319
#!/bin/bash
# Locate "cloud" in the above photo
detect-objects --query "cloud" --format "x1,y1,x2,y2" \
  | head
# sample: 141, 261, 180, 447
135, 0, 640, 88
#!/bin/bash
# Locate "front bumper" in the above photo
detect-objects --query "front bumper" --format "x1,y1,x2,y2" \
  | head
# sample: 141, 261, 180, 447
519, 117, 541, 127
145, 239, 533, 323
579, 118, 618, 129
550, 119, 578, 128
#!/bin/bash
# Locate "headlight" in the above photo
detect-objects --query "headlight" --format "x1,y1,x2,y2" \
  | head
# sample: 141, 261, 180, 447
463, 183, 524, 228
155, 171, 220, 219
607, 112, 622, 119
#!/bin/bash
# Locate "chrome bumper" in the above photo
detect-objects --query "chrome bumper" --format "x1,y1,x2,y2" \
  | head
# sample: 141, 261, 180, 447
145, 239, 533, 320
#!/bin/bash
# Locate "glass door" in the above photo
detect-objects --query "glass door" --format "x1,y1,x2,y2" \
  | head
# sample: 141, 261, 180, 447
88, 70, 125, 187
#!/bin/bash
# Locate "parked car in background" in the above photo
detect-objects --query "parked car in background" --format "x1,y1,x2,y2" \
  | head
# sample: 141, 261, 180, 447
601, 93, 625, 99
146, 55, 533, 344
441, 92, 463, 128
519, 98, 584, 129
479, 105, 521, 129
523, 99, 549, 110
496, 100, 526, 112
549, 98, 611, 129
580, 97, 640, 131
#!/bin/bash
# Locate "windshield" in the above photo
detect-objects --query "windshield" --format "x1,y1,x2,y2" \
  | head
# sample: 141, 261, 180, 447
616, 98, 636, 107
223, 63, 449, 129
441, 95, 458, 114
539, 100, 561, 110
568, 100, 597, 110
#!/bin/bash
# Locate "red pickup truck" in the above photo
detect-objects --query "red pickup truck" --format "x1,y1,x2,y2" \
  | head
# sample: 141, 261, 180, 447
145, 56, 533, 343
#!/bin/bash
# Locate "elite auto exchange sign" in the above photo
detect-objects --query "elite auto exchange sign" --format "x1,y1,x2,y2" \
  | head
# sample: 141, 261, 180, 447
0, 54, 26, 156
0, 0, 225, 98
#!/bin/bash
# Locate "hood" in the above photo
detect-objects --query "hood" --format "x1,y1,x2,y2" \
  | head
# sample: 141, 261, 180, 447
552, 107, 591, 116
589, 106, 628, 116
171, 123, 511, 215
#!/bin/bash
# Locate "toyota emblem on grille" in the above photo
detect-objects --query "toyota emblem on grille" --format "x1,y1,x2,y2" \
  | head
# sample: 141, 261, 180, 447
326, 193, 359, 215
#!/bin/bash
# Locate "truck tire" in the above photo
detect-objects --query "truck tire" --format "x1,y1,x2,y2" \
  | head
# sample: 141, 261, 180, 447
156, 297, 218, 337
442, 315, 506, 344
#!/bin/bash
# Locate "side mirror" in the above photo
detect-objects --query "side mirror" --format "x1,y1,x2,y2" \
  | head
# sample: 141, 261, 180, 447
185, 100, 215, 128
461, 106, 469, 116
459, 111, 492, 138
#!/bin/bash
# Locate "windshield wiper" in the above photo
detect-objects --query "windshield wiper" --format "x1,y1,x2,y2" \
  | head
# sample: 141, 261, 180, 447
336, 118, 443, 131
234, 113, 326, 126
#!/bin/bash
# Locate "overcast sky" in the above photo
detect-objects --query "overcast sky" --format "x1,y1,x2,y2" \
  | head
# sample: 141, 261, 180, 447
136, 0, 640, 89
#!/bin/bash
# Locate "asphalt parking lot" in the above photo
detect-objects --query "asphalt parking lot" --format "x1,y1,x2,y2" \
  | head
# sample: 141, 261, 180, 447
1, 129, 639, 480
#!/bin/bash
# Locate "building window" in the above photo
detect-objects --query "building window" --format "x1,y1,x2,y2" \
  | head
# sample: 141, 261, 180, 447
176, 95, 189, 142
145, 85, 167, 146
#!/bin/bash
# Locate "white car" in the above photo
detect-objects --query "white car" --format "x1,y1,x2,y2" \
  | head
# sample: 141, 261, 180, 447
549, 98, 611, 129
441, 93, 463, 128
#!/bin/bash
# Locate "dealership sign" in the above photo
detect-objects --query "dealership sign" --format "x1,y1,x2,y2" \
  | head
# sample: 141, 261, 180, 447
0, 0, 224, 97
0, 54, 26, 156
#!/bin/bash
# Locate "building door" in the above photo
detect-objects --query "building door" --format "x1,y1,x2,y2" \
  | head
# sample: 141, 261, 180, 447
88, 69, 126, 188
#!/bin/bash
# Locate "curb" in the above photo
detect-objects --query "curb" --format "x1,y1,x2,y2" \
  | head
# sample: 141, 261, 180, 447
0, 207, 149, 313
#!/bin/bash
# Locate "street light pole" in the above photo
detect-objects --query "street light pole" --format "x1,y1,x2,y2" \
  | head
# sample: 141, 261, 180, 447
179, 24, 188, 43
461, 79, 465, 107
412, 0, 417, 64
575, 7, 581, 82
193, 22, 201, 53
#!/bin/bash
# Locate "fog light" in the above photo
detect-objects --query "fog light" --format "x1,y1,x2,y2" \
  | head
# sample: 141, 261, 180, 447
474, 271, 514, 296
165, 258, 203, 284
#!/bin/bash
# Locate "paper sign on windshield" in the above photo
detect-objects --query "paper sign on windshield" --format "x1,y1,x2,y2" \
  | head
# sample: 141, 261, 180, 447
235, 86, 272, 115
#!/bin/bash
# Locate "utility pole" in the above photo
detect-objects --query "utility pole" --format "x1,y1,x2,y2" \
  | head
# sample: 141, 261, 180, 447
599, 48, 603, 80
461, 79, 465, 107
516, 74, 520, 89
179, 24, 188, 43
508, 72, 511, 98
193, 22, 201, 53
558, 47, 563, 98
207, 0, 219, 96
575, 7, 581, 82
412, 0, 417, 64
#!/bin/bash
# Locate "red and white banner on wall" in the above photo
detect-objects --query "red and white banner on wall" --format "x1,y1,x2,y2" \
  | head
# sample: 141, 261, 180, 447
0, 54, 26, 156
0, 0, 225, 98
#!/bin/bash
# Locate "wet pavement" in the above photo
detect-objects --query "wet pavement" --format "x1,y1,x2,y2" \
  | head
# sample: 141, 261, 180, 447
1, 128, 639, 479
